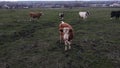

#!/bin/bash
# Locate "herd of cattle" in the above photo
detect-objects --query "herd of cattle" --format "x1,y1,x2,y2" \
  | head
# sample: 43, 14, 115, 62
29, 10, 120, 51
29, 10, 120, 20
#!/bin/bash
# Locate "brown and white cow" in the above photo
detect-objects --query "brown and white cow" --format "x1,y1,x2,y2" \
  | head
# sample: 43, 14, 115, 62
29, 12, 44, 21
59, 21, 74, 51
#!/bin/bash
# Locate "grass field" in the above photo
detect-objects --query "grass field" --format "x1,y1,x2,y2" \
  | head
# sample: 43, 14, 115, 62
0, 8, 120, 68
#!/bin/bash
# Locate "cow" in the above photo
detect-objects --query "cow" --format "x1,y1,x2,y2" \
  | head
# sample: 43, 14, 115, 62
59, 12, 64, 21
59, 21, 74, 51
111, 11, 120, 19
29, 12, 44, 21
79, 11, 89, 20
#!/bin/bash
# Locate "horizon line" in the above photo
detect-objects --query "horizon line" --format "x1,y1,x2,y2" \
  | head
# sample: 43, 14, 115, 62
0, 0, 118, 2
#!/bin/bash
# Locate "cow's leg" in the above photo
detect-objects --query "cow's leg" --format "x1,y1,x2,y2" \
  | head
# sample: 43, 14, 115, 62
79, 16, 81, 19
110, 17, 113, 19
67, 41, 71, 50
83, 17, 85, 19
83, 16, 86, 20
64, 41, 68, 51
80, 16, 83, 19
30, 18, 32, 21
85, 16, 87, 19
60, 35, 62, 43
65, 45, 67, 51
68, 45, 71, 50
31, 18, 35, 21
68, 44, 71, 50
37, 17, 40, 19
64, 40, 71, 50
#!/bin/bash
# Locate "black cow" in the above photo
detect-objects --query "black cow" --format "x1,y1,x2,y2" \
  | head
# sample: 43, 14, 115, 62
111, 11, 120, 19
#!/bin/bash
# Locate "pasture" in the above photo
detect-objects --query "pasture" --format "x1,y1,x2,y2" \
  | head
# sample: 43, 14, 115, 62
0, 8, 120, 68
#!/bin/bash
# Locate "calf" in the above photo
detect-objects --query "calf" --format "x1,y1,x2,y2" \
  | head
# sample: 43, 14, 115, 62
59, 12, 64, 21
79, 11, 89, 20
111, 11, 120, 19
59, 21, 74, 51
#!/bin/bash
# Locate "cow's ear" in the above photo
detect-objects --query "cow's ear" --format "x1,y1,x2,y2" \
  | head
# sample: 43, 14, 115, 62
59, 29, 63, 32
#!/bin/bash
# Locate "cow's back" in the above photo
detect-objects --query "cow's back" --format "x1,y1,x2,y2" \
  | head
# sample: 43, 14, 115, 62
59, 22, 72, 30
29, 12, 42, 19
79, 12, 86, 16
111, 11, 120, 17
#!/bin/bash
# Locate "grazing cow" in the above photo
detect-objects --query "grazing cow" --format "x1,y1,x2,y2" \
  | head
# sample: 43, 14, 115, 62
59, 21, 74, 51
59, 12, 64, 21
111, 11, 120, 19
29, 12, 43, 20
79, 11, 89, 20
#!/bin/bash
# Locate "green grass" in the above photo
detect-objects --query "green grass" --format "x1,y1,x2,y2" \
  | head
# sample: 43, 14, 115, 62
0, 8, 120, 68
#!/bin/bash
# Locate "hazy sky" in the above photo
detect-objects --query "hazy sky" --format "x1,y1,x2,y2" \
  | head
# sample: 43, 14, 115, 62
0, 0, 119, 1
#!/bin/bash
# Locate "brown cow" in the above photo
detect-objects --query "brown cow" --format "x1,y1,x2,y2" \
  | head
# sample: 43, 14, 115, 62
29, 12, 43, 21
59, 21, 74, 51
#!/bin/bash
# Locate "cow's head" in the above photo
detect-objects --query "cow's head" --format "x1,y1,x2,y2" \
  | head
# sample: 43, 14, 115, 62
63, 27, 72, 34
63, 27, 69, 34
39, 12, 44, 15
87, 11, 90, 16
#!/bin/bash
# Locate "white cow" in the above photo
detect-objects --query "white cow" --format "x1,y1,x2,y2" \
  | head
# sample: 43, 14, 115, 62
79, 11, 89, 20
